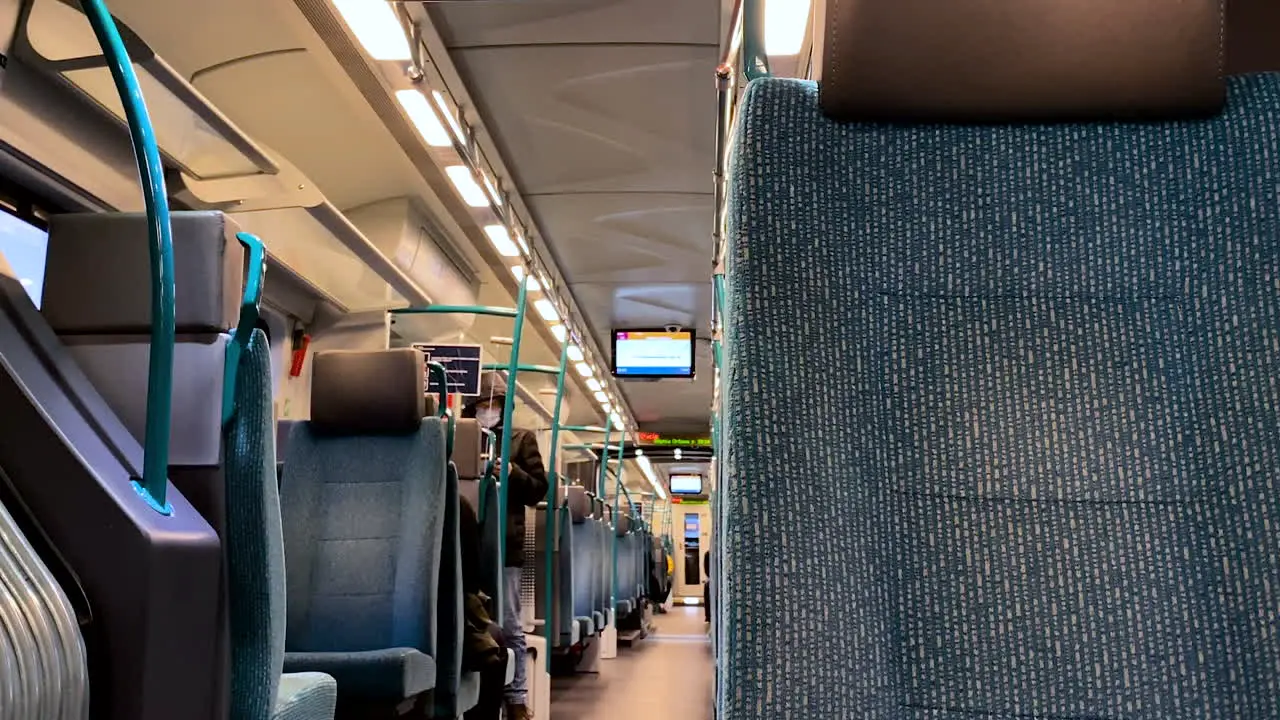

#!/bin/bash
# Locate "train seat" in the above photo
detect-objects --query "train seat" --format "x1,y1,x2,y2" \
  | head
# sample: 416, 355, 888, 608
566, 486, 597, 643
280, 349, 446, 707
723, 2, 1280, 717
18, 212, 232, 720
223, 327, 336, 720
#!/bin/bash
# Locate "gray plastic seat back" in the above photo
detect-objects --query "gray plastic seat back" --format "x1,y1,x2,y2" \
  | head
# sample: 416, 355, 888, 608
5, 219, 224, 720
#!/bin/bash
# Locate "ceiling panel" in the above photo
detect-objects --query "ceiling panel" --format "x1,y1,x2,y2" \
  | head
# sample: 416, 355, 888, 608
433, 0, 722, 433
448, 45, 716, 195
429, 0, 717, 47
528, 193, 711, 284
192, 51, 417, 210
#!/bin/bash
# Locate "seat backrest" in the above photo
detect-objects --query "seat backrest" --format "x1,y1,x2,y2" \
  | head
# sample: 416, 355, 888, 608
221, 328, 286, 719
281, 349, 446, 658
723, 4, 1280, 718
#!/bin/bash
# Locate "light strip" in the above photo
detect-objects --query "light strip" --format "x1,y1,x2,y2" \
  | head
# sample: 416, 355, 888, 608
567, 345, 584, 363
511, 266, 541, 291
586, 378, 602, 392
637, 454, 667, 500
483, 225, 520, 257
332, 0, 411, 61
764, 0, 812, 56
594, 390, 608, 404
534, 298, 560, 322
394, 89, 451, 147
550, 325, 567, 343
575, 362, 593, 377
446, 166, 489, 208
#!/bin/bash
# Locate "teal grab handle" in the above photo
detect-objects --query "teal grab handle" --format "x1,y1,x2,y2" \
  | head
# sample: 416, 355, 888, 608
426, 361, 454, 458
81, 0, 175, 515
482, 363, 560, 375
743, 0, 771, 80
222, 232, 266, 425
392, 305, 518, 319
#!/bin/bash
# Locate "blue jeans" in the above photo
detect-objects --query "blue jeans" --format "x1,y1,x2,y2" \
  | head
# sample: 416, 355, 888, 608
502, 567, 528, 705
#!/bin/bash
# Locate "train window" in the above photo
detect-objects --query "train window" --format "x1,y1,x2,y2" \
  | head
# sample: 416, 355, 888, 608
0, 209, 49, 308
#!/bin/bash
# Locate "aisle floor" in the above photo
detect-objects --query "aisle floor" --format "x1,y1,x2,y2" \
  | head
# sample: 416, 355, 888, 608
549, 607, 713, 720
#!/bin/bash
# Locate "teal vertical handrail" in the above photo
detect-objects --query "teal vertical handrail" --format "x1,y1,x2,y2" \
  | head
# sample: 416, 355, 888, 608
542, 339, 569, 669
389, 277, 536, 625
81, 0, 176, 515
496, 277, 529, 579
610, 437, 625, 614
426, 361, 455, 458
743, 0, 771, 80
222, 232, 266, 425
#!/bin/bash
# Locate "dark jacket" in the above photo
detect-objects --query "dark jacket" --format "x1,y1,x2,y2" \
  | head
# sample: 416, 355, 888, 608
494, 425, 549, 567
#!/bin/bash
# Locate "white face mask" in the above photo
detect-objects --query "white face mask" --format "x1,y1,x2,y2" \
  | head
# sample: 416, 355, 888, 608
476, 408, 501, 429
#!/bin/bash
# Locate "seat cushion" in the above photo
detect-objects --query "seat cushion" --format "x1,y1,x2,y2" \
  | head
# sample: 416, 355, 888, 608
283, 648, 435, 700
723, 73, 1280, 719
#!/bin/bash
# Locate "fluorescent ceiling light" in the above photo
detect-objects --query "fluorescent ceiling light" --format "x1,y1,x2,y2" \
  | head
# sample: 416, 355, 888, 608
567, 345, 584, 363
534, 298, 559, 322
432, 91, 466, 144
594, 391, 609, 403
515, 229, 530, 254
764, 0, 812, 56
636, 454, 666, 500
394, 89, 451, 147
550, 325, 567, 343
483, 225, 519, 257
332, 0, 412, 61
446, 166, 489, 208
575, 362, 593, 377
602, 402, 612, 413
610, 412, 625, 431
511, 266, 541, 291
586, 378, 602, 392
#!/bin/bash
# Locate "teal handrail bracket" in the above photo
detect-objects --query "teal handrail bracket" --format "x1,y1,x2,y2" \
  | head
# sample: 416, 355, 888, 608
222, 232, 266, 425
743, 0, 770, 80
82, 0, 175, 515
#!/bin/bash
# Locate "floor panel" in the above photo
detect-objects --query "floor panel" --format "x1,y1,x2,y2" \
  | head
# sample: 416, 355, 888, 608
550, 607, 713, 720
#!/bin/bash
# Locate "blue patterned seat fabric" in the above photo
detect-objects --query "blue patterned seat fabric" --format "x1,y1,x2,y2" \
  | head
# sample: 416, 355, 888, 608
280, 349, 446, 702
722, 74, 1280, 718
223, 329, 336, 720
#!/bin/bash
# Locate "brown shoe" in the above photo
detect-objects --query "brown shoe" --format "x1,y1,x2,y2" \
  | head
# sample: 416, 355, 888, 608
505, 704, 533, 720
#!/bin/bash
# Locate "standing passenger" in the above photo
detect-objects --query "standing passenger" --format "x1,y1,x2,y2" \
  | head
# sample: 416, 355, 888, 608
463, 372, 548, 720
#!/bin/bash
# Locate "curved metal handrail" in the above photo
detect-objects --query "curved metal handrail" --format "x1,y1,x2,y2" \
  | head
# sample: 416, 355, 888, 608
81, 0, 175, 514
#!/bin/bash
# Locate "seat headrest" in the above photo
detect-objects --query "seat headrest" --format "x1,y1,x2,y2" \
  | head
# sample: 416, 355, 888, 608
309, 349, 425, 435
454, 418, 484, 480
566, 485, 591, 523
1227, 0, 1280, 74
43, 212, 242, 334
819, 0, 1225, 122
